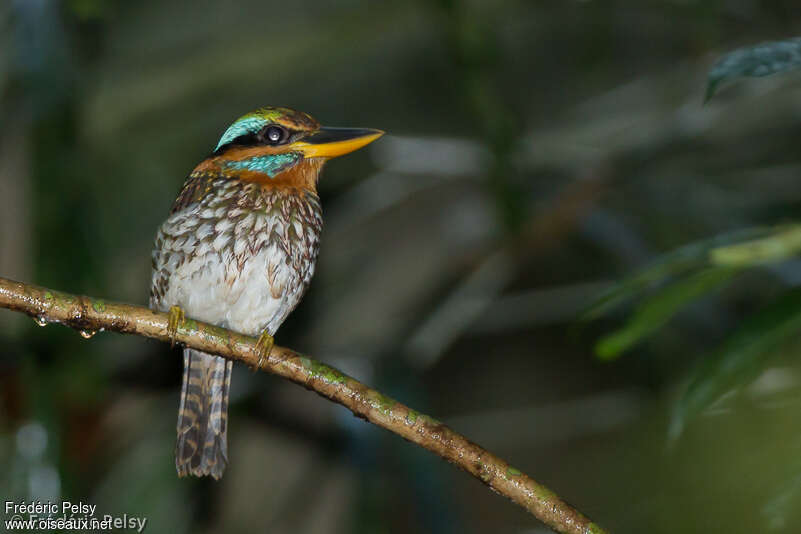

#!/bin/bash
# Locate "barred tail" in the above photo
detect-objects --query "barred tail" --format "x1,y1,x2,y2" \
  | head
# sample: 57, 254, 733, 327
176, 349, 233, 480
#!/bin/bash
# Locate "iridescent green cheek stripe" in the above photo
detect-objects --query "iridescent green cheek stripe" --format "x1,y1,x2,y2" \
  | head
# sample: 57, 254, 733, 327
221, 153, 301, 177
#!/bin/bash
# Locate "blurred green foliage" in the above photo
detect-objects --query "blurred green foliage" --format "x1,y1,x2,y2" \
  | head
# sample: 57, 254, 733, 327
590, 42, 801, 435
706, 37, 801, 101
586, 36, 801, 530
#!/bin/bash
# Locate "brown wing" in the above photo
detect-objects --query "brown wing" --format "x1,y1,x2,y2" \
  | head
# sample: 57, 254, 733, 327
149, 170, 224, 311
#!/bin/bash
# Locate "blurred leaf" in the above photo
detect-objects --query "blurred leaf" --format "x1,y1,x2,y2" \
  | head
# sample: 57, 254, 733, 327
762, 466, 801, 530
671, 287, 801, 440
763, 459, 801, 531
706, 37, 801, 102
584, 255, 697, 322
595, 267, 739, 360
710, 224, 801, 268
584, 227, 767, 321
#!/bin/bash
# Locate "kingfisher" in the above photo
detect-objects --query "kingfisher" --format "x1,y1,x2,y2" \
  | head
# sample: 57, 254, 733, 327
149, 107, 383, 479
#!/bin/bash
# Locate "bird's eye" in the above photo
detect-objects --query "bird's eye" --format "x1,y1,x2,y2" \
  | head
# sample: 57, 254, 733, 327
264, 125, 288, 145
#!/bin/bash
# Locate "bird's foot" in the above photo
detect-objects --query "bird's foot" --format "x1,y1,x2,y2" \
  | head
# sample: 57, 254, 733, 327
254, 331, 274, 371
167, 306, 185, 348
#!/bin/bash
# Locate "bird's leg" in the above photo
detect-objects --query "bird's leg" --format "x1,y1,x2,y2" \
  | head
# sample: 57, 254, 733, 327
254, 331, 274, 370
167, 305, 185, 348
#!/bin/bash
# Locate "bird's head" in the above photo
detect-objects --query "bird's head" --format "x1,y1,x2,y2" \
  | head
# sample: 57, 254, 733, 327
199, 107, 383, 190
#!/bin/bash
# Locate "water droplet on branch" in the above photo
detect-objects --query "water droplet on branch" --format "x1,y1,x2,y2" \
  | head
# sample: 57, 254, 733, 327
79, 329, 97, 339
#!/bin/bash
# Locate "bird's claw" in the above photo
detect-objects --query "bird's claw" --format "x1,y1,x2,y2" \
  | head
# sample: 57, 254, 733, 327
254, 331, 274, 371
167, 306, 185, 348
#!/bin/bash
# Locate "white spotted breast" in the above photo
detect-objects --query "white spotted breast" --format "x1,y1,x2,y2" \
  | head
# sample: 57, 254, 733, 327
150, 176, 323, 337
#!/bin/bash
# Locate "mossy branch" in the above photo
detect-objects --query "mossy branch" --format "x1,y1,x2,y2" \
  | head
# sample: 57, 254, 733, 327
0, 276, 608, 534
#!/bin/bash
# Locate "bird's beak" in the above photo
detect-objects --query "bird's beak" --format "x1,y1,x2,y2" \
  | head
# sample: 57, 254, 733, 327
292, 127, 384, 159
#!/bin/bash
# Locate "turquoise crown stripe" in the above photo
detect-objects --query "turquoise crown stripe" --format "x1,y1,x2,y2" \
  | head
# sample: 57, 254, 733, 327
215, 116, 268, 152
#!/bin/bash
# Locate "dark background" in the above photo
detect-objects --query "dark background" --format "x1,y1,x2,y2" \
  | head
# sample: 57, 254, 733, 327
3, 1, 801, 533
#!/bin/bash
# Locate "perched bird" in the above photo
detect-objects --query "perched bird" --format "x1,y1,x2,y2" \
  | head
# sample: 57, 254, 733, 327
150, 107, 383, 479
